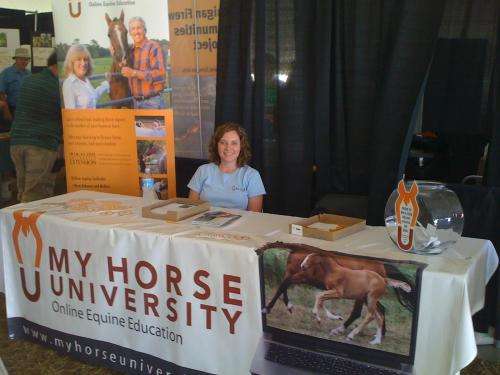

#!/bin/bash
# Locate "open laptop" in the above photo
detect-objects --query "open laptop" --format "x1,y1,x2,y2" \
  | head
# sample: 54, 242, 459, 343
251, 246, 426, 375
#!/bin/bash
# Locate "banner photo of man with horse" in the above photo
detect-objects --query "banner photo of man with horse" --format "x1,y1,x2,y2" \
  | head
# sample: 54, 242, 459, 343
52, 1, 170, 110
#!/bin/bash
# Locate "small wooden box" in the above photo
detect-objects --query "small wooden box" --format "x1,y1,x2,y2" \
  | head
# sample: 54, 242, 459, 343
142, 198, 210, 221
289, 214, 366, 241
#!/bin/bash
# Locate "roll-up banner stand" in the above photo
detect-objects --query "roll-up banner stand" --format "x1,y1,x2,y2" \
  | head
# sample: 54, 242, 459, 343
53, 0, 176, 198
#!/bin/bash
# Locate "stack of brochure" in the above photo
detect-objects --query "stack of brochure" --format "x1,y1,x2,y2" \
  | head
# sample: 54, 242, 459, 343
191, 211, 241, 228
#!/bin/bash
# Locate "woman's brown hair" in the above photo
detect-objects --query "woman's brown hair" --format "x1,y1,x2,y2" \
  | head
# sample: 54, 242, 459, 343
208, 122, 251, 167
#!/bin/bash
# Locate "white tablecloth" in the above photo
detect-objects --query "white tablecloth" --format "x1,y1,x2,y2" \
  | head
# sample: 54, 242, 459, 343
0, 191, 497, 375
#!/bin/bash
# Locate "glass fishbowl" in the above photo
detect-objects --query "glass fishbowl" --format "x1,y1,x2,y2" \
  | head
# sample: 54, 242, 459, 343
384, 181, 464, 254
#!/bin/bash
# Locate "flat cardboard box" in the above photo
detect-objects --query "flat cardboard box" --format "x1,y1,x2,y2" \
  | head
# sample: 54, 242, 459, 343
142, 198, 210, 221
289, 213, 366, 241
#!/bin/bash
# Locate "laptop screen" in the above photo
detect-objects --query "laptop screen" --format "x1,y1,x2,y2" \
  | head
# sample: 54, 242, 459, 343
257, 243, 426, 369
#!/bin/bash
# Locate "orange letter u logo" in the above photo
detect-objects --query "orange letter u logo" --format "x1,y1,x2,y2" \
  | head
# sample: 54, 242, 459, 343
68, 0, 81, 18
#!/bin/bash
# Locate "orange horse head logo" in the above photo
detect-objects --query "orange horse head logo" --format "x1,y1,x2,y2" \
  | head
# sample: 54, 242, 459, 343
394, 180, 420, 251
12, 210, 44, 267
11, 210, 44, 302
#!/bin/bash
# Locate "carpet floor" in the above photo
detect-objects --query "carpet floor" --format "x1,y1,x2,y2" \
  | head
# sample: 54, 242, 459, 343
0, 293, 119, 374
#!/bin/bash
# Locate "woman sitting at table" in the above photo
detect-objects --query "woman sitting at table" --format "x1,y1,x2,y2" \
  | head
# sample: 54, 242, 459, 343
188, 122, 266, 212
62, 44, 109, 109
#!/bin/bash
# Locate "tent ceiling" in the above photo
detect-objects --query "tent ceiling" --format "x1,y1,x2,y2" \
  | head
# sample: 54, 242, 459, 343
0, 0, 52, 13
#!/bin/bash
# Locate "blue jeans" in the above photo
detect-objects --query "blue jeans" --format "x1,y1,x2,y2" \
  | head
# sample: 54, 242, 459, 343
133, 93, 165, 109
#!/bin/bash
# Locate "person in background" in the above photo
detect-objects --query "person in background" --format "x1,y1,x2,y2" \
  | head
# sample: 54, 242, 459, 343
9, 52, 62, 202
0, 47, 31, 114
188, 122, 266, 212
121, 16, 166, 109
0, 93, 12, 132
62, 44, 109, 109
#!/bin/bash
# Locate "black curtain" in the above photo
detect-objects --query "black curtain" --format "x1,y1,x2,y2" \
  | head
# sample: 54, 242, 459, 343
216, 0, 446, 221
0, 9, 53, 45
420, 1, 500, 184
215, 0, 499, 339
489, 12, 500, 186
0, 8, 26, 41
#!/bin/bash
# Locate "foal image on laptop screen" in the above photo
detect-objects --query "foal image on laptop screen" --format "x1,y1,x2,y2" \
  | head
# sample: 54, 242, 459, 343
251, 241, 426, 375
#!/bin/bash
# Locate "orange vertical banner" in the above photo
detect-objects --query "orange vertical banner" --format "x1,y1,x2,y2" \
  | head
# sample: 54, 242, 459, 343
168, 0, 219, 159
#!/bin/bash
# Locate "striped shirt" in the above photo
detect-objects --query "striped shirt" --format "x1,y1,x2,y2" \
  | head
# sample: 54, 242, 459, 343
128, 39, 166, 98
10, 68, 62, 151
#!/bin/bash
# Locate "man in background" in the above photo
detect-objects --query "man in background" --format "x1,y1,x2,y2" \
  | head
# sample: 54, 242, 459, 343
9, 52, 62, 202
121, 16, 166, 109
0, 47, 32, 114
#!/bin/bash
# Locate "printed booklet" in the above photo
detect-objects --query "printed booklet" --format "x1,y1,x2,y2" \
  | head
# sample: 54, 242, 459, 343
191, 210, 242, 227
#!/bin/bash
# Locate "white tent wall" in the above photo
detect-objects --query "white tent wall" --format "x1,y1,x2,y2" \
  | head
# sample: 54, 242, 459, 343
0, 0, 52, 13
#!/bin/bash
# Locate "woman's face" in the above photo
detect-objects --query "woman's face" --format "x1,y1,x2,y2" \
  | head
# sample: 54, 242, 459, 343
73, 56, 89, 79
217, 130, 241, 165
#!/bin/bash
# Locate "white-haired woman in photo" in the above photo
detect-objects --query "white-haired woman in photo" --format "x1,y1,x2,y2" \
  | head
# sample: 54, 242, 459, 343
62, 44, 109, 109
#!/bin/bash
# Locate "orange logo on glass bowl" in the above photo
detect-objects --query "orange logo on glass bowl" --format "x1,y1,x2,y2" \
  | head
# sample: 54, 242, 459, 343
394, 180, 420, 252
11, 210, 44, 302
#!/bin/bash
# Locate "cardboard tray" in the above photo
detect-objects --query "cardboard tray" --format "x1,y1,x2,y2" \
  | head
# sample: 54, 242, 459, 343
289, 213, 366, 241
142, 198, 210, 221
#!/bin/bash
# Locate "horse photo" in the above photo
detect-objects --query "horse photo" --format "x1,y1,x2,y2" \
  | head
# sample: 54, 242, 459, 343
105, 10, 132, 108
137, 140, 166, 173
257, 241, 415, 337
299, 252, 410, 345
258, 244, 420, 353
